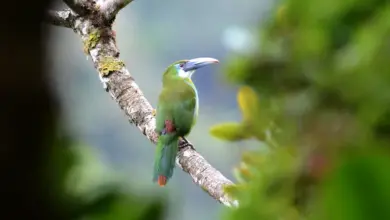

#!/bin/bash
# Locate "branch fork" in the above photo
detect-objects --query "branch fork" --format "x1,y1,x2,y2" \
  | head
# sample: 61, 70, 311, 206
45, 0, 238, 207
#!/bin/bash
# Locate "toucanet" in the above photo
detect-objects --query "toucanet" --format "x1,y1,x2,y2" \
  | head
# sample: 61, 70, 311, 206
153, 57, 219, 186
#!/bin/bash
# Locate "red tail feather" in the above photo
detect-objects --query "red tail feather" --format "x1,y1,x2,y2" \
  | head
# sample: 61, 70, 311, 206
158, 175, 167, 186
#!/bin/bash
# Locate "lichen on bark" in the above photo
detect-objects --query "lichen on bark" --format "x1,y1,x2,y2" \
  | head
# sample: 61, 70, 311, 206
98, 56, 125, 76
83, 29, 101, 54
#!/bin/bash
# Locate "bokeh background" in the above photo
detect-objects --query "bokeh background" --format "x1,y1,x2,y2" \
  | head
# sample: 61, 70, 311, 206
4, 0, 390, 219
45, 1, 269, 219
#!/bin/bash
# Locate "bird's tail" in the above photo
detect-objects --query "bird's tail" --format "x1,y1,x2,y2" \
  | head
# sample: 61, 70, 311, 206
153, 134, 179, 186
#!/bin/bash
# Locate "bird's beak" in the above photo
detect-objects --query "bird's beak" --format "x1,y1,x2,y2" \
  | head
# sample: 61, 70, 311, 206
183, 57, 219, 71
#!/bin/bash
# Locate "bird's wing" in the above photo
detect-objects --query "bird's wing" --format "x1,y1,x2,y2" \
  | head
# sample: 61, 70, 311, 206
155, 81, 196, 135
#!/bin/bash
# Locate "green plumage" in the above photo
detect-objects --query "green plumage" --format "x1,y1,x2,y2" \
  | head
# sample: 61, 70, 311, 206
153, 60, 198, 185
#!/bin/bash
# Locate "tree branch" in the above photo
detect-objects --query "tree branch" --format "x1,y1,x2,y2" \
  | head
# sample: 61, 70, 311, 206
45, 2, 239, 207
45, 9, 77, 28
96, 0, 134, 21
63, 0, 92, 16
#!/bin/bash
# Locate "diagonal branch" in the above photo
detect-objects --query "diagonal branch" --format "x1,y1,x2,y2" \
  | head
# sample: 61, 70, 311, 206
45, 9, 77, 28
45, 3, 239, 207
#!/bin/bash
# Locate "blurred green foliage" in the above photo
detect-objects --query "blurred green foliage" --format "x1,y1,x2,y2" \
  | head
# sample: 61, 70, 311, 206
44, 136, 166, 220
211, 0, 390, 219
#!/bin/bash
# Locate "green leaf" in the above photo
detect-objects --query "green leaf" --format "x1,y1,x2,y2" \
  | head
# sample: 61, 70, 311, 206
241, 151, 265, 167
209, 122, 252, 141
233, 163, 253, 183
237, 86, 261, 122
223, 184, 247, 200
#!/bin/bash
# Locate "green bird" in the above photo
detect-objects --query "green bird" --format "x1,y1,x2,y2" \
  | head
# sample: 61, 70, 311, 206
153, 57, 219, 186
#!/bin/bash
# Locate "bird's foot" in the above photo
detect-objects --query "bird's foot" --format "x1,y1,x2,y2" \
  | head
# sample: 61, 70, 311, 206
152, 109, 157, 117
179, 136, 195, 150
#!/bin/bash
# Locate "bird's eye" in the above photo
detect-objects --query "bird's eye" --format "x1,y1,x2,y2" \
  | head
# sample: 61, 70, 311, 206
179, 63, 184, 68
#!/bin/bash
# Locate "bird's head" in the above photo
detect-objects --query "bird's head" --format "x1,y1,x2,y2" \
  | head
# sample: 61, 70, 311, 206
164, 57, 219, 79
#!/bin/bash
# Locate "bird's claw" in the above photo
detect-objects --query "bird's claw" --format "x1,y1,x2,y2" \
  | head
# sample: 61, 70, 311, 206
179, 137, 195, 150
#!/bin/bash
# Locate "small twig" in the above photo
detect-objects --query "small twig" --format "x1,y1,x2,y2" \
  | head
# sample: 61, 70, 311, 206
45, 9, 77, 28
96, 0, 134, 21
63, 0, 93, 16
